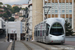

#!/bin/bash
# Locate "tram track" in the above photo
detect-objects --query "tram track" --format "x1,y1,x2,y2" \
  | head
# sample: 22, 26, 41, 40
14, 41, 75, 50
21, 41, 33, 50
31, 41, 75, 50
30, 41, 50, 50
31, 41, 61, 50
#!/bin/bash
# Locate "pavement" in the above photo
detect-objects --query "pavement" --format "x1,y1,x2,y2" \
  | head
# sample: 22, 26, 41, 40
65, 37, 75, 42
23, 41, 45, 50
0, 42, 10, 50
15, 41, 29, 50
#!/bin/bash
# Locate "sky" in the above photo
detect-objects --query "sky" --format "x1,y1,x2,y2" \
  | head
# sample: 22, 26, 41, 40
0, 0, 29, 5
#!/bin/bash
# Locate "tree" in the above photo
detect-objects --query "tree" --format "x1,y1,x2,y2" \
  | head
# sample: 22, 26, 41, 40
0, 14, 3, 17
65, 20, 74, 36
5, 4, 11, 9
0, 2, 3, 5
8, 17, 15, 21
6, 10, 11, 17
11, 6, 21, 13
2, 13, 8, 18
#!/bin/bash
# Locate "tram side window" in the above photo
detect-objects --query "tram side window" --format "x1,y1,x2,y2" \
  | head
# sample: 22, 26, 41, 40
36, 31, 37, 36
43, 30, 44, 36
34, 31, 36, 36
38, 31, 39, 36
46, 24, 50, 36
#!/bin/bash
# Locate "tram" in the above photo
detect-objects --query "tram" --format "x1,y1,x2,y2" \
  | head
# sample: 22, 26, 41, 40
34, 18, 65, 44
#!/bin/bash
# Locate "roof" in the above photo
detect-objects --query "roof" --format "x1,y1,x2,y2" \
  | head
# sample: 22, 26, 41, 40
22, 4, 28, 5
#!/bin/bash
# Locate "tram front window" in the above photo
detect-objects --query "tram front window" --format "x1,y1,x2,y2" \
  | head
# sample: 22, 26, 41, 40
50, 23, 64, 36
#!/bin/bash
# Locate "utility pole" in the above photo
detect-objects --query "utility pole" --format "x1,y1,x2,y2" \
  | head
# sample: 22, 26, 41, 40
6, 21, 8, 42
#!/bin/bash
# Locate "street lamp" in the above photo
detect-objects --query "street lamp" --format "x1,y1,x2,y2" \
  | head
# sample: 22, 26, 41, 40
43, 6, 51, 19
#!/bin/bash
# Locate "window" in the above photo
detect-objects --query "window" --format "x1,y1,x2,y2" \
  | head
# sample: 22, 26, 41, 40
36, 31, 37, 36
40, 30, 42, 36
62, 10, 65, 13
50, 23, 64, 36
69, 10, 72, 12
70, 3, 72, 5
46, 24, 50, 36
42, 30, 44, 36
55, 10, 58, 13
38, 31, 39, 36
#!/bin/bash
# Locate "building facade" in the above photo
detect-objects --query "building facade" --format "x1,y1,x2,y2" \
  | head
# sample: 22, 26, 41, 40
6, 21, 25, 41
28, 0, 32, 36
12, 4, 28, 8
19, 10, 25, 16
43, 0, 74, 31
0, 18, 5, 36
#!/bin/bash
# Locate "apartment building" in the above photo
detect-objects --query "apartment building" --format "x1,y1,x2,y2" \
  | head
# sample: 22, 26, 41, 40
28, 0, 32, 36
44, 0, 73, 26
44, 0, 75, 32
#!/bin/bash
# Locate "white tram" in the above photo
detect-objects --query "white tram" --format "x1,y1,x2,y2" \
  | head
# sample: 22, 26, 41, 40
34, 18, 65, 44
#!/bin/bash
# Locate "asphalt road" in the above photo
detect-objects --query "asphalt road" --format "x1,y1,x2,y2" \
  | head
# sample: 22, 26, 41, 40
0, 42, 10, 50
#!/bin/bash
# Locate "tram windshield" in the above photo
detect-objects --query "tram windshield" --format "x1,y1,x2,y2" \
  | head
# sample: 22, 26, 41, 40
50, 23, 64, 36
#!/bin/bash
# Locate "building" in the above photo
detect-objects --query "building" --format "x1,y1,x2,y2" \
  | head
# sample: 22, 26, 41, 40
44, 0, 75, 32
0, 17, 6, 38
22, 4, 28, 8
21, 18, 26, 34
0, 8, 5, 14
12, 4, 20, 7
0, 8, 4, 11
12, 4, 28, 8
44, 0, 73, 26
19, 9, 25, 16
28, 0, 32, 36
6, 21, 25, 41
0, 5, 7, 7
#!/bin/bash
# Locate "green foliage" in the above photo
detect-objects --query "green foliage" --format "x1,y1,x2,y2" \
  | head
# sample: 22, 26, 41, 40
8, 17, 15, 21
0, 14, 3, 17
0, 2, 3, 5
65, 20, 74, 36
5, 4, 11, 8
2, 13, 8, 18
11, 6, 21, 13
6, 10, 11, 17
